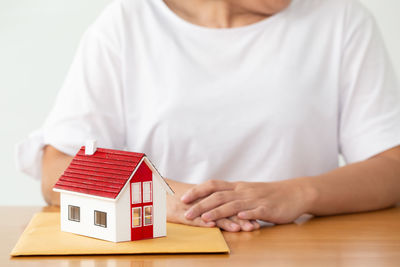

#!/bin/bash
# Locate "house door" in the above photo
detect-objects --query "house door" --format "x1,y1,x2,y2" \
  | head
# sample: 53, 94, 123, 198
130, 161, 153, 241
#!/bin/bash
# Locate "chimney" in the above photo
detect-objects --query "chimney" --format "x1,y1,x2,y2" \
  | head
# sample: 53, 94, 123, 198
85, 140, 97, 155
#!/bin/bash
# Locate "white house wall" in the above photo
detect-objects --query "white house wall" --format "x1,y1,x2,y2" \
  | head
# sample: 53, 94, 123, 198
60, 192, 117, 242
153, 172, 166, 238
115, 181, 131, 242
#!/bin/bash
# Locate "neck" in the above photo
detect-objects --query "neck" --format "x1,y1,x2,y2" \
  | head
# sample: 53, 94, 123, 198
163, 0, 291, 28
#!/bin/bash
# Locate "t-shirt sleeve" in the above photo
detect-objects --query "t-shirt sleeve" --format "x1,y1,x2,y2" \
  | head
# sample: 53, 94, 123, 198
15, 14, 126, 179
339, 1, 400, 164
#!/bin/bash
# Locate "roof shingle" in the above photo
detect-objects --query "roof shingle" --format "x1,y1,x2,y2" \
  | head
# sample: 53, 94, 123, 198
54, 147, 145, 199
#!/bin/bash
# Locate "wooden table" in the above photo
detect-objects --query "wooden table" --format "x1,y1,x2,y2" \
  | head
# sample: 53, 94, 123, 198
2, 206, 400, 267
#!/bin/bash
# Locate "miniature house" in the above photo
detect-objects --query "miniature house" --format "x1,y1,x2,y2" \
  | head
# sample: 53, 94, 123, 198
53, 142, 174, 242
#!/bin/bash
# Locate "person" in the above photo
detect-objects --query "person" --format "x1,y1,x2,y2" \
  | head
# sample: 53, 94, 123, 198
16, 0, 400, 232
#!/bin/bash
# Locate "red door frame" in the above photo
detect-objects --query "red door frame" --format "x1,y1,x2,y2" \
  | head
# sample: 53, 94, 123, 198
129, 161, 153, 241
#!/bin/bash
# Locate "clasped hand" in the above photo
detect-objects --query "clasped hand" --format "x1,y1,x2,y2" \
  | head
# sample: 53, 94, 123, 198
180, 179, 313, 231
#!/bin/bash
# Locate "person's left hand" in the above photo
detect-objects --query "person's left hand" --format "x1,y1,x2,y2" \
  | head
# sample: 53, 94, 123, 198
181, 179, 316, 224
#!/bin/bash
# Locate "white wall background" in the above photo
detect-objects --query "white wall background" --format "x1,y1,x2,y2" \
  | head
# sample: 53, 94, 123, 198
1, 0, 399, 206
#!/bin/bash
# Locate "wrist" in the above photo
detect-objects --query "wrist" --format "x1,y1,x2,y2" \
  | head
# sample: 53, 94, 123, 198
165, 178, 193, 197
296, 176, 319, 214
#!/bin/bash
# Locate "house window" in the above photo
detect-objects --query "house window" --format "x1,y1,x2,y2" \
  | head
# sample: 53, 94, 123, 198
94, 210, 107, 228
143, 181, 152, 203
131, 182, 141, 204
68, 205, 80, 222
132, 207, 142, 227
144, 206, 153, 226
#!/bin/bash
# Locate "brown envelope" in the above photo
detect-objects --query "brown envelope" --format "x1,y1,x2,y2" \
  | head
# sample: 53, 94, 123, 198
11, 212, 230, 256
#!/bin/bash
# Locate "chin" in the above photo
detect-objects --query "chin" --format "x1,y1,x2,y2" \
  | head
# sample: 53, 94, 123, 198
237, 0, 292, 15
267, 0, 292, 12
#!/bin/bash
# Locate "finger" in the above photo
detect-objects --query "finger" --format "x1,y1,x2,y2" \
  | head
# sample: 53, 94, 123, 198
251, 220, 261, 230
201, 200, 252, 222
184, 191, 235, 220
181, 179, 234, 204
215, 218, 240, 232
237, 206, 266, 221
190, 216, 216, 228
229, 216, 254, 232
168, 209, 216, 228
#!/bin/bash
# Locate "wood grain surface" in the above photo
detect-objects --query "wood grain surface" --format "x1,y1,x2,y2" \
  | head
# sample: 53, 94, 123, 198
2, 205, 400, 267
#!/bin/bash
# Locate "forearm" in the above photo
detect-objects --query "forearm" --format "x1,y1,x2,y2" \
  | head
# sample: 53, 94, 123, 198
41, 145, 73, 206
306, 148, 400, 216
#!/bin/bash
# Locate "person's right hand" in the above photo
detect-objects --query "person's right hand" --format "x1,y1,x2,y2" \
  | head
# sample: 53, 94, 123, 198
166, 178, 260, 232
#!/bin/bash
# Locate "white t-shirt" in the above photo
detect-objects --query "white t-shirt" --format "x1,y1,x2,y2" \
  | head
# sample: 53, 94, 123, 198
16, 0, 400, 184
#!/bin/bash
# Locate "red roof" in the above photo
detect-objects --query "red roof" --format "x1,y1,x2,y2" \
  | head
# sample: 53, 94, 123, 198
54, 147, 145, 199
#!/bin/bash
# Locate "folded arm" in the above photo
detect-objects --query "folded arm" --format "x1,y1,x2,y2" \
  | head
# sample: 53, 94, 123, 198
41, 145, 259, 231
182, 146, 400, 224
